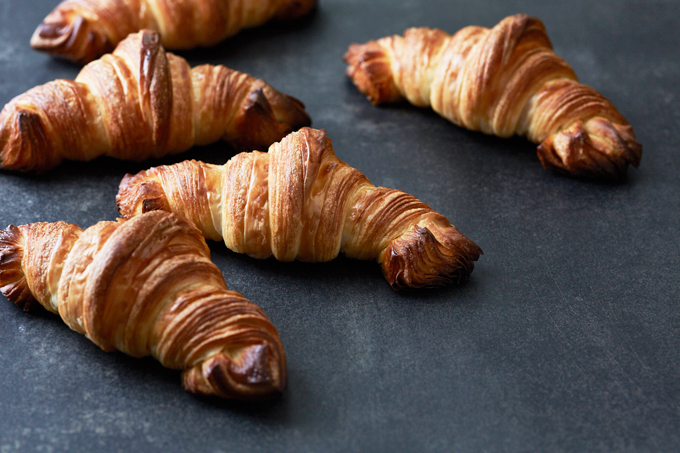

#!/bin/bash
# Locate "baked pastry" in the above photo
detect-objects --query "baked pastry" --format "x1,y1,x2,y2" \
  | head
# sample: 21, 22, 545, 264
31, 0, 318, 64
117, 127, 482, 290
0, 30, 311, 173
0, 211, 286, 400
344, 14, 641, 180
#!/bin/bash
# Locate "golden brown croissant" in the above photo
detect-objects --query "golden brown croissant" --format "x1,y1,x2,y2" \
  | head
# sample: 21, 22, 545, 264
344, 14, 641, 180
32, 0, 318, 64
116, 127, 482, 290
0, 30, 310, 173
0, 211, 286, 400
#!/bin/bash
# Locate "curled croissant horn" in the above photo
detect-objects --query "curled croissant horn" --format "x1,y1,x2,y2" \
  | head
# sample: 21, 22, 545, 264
344, 14, 641, 180
31, 0, 318, 64
1, 30, 310, 173
117, 127, 482, 290
0, 211, 286, 399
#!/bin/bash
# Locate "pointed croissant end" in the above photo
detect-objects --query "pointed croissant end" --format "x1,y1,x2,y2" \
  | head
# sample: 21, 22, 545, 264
117, 171, 170, 219
30, 11, 113, 64
380, 217, 482, 290
226, 85, 311, 152
182, 343, 287, 400
0, 108, 57, 173
537, 117, 642, 181
273, 93, 312, 132
344, 42, 402, 105
0, 225, 34, 310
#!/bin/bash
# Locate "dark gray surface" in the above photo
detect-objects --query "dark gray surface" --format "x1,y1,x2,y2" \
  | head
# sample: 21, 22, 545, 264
1, 0, 679, 451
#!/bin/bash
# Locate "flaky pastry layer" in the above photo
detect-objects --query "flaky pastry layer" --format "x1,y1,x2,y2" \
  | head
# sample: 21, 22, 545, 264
0, 211, 286, 399
117, 127, 482, 290
1, 30, 310, 172
31, 0, 317, 64
344, 14, 641, 180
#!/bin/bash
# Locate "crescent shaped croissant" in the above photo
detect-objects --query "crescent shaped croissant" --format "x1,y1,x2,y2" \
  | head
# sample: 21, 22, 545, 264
1, 30, 310, 173
344, 14, 641, 180
0, 211, 286, 400
31, 0, 317, 64
117, 127, 482, 290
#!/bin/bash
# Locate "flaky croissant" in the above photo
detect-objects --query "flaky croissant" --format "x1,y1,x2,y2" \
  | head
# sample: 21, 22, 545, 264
117, 127, 482, 290
0, 211, 286, 399
32, 0, 317, 64
344, 14, 641, 180
0, 30, 310, 173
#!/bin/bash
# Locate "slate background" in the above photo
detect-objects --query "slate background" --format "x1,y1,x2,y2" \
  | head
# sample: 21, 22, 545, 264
1, 0, 678, 451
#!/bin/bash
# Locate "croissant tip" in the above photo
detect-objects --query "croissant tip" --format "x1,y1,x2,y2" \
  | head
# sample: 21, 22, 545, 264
0, 109, 57, 173
183, 343, 286, 400
116, 171, 170, 218
228, 84, 312, 151
30, 14, 112, 64
272, 92, 312, 131
31, 21, 71, 49
228, 343, 285, 389
537, 118, 642, 181
380, 220, 481, 290
344, 41, 402, 105
0, 224, 33, 309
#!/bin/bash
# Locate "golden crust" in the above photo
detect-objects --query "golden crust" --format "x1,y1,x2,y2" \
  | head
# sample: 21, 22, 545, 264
344, 41, 403, 105
379, 217, 481, 290
117, 128, 482, 290
0, 225, 32, 310
0, 30, 311, 173
343, 14, 642, 180
31, 0, 318, 64
0, 211, 286, 400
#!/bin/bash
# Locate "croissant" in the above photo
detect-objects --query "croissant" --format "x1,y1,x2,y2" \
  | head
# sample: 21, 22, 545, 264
344, 14, 641, 180
0, 30, 311, 173
116, 127, 482, 290
31, 0, 318, 64
0, 211, 286, 399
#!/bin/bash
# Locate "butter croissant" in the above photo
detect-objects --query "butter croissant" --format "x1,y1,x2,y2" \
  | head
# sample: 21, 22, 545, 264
117, 127, 482, 290
32, 0, 317, 64
344, 14, 641, 180
0, 211, 286, 399
0, 30, 310, 173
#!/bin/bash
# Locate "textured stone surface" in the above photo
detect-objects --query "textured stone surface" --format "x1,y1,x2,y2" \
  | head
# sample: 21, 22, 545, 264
1, 0, 679, 451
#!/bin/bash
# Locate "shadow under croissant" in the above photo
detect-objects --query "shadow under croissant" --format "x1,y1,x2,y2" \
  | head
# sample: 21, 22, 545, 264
2, 296, 292, 414
208, 244, 387, 289
113, 353, 289, 414
178, 5, 321, 65
0, 142, 241, 192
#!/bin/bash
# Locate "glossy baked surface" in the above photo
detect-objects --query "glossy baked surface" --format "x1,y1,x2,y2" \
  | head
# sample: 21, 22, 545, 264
0, 0, 678, 451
